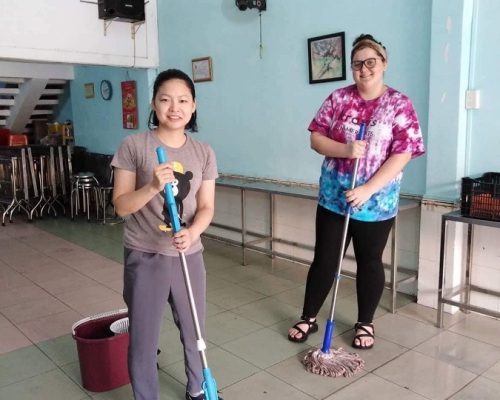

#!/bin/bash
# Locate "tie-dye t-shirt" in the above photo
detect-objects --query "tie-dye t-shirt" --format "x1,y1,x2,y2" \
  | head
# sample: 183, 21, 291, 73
308, 84, 425, 222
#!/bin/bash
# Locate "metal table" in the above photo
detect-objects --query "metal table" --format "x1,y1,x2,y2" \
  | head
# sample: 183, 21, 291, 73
437, 210, 500, 327
207, 176, 420, 313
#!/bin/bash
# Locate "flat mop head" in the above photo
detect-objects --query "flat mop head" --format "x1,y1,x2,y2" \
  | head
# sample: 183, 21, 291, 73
303, 347, 364, 378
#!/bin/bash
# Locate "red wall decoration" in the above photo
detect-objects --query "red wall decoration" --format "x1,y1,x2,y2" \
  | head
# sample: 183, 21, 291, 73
121, 80, 138, 129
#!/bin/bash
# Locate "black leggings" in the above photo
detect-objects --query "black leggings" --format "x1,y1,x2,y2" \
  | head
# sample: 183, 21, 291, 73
303, 205, 394, 323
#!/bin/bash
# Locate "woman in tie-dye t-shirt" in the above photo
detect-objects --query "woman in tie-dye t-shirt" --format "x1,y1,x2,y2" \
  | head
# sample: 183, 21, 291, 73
288, 34, 425, 350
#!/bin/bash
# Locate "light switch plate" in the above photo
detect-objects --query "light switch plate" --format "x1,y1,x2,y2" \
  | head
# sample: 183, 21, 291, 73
465, 89, 480, 109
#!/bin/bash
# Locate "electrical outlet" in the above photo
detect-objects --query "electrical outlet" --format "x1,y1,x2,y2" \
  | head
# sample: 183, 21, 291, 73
465, 89, 480, 109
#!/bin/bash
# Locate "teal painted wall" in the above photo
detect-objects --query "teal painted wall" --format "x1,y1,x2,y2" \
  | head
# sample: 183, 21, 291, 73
69, 65, 153, 155
425, 0, 472, 200
425, 0, 500, 200
467, 0, 500, 176
158, 0, 431, 195
66, 0, 500, 201
66, 1, 431, 195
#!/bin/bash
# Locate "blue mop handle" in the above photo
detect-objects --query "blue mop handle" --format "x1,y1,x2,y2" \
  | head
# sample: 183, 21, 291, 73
202, 368, 218, 400
321, 320, 336, 353
346, 122, 367, 214
349, 122, 367, 192
156, 147, 181, 233
320, 122, 367, 354
157, 146, 219, 400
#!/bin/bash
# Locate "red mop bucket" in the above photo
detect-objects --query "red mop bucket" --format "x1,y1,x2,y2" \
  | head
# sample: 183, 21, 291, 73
72, 309, 130, 392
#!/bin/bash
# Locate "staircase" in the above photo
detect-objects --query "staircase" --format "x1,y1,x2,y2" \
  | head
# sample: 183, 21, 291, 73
0, 76, 68, 140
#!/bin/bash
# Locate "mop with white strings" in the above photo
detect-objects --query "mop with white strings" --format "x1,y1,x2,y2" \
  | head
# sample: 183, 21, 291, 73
302, 122, 367, 378
156, 146, 219, 400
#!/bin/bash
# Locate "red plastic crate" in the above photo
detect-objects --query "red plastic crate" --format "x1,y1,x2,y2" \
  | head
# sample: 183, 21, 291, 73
8, 134, 27, 146
0, 129, 28, 146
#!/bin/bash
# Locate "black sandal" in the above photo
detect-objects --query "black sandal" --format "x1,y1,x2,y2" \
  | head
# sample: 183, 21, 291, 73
352, 322, 374, 349
288, 316, 318, 343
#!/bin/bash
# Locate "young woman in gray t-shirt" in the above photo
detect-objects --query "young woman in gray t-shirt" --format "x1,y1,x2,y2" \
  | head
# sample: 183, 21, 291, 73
112, 69, 219, 400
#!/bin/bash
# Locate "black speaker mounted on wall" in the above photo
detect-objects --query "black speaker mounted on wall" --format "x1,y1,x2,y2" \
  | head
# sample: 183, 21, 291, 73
235, 0, 266, 12
98, 0, 145, 23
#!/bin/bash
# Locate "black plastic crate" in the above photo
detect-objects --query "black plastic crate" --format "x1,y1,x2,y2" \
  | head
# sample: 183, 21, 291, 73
461, 172, 500, 221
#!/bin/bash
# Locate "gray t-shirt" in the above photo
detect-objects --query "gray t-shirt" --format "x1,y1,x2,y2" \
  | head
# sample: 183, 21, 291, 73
111, 130, 218, 256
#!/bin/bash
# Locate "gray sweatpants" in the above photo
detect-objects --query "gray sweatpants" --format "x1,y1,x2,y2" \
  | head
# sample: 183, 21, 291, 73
123, 248, 206, 400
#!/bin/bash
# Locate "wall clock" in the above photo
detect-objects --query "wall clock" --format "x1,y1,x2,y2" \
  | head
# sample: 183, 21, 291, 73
100, 80, 113, 100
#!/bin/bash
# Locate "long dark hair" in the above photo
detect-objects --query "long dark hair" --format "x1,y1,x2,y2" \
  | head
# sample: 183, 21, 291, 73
147, 69, 198, 132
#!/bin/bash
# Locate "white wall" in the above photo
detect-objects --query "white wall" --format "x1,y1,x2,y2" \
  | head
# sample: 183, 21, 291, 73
0, 61, 74, 80
0, 0, 158, 68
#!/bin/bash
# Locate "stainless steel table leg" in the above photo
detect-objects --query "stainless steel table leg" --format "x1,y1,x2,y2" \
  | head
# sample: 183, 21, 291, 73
437, 216, 447, 328
270, 193, 275, 261
241, 188, 247, 266
463, 223, 473, 313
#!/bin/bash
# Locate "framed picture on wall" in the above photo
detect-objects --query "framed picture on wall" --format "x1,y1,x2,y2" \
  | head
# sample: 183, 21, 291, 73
84, 83, 95, 98
192, 57, 213, 82
307, 32, 346, 84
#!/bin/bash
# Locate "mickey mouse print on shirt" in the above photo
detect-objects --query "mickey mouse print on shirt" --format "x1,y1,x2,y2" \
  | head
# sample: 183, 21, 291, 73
159, 161, 193, 232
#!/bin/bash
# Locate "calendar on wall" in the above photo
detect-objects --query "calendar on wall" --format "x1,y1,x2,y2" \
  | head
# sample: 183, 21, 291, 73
121, 80, 138, 129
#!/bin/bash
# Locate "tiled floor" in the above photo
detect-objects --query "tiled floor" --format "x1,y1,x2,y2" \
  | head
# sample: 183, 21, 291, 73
1, 217, 500, 399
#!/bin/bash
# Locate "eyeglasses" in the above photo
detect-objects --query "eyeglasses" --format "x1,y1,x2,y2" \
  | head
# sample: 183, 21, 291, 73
351, 57, 380, 71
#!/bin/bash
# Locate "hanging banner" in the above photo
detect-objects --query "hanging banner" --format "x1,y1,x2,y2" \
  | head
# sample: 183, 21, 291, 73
121, 80, 138, 129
